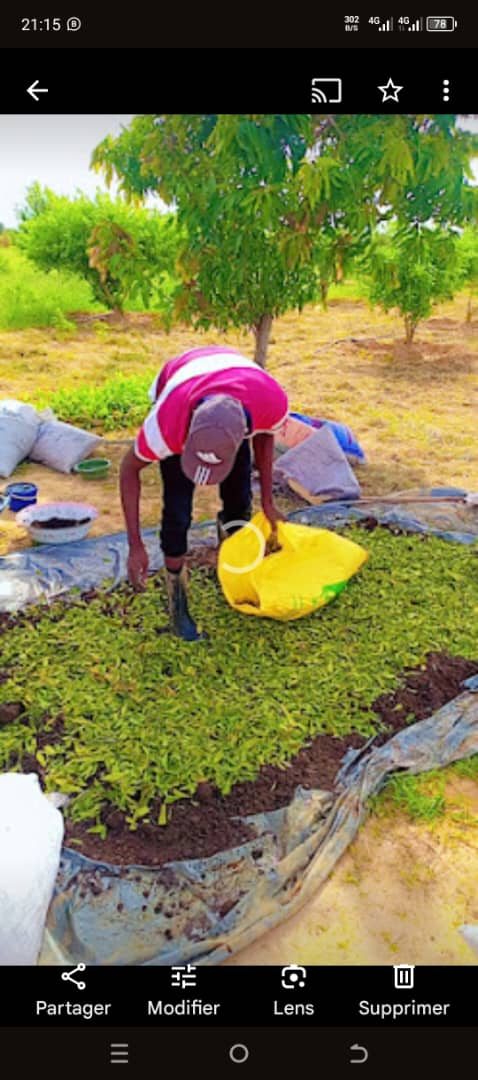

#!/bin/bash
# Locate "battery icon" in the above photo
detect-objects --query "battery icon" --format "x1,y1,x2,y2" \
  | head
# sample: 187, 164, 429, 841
426, 16, 457, 31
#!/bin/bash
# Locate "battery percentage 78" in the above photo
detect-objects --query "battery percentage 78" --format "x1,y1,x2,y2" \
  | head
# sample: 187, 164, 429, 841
426, 17, 457, 31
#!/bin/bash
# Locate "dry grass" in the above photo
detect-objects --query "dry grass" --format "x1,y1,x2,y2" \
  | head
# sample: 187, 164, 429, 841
1, 289, 477, 555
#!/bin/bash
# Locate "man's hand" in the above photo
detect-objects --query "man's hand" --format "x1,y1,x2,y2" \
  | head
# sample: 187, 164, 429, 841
127, 542, 149, 590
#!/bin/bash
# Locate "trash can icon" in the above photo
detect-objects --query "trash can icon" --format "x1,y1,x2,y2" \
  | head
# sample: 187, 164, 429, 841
394, 964, 415, 989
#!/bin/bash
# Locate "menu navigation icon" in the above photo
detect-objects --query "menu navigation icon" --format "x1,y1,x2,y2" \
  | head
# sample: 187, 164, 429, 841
110, 1043, 128, 1065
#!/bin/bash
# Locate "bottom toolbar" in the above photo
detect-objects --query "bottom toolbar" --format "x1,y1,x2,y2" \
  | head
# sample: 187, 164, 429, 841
0, 965, 476, 1027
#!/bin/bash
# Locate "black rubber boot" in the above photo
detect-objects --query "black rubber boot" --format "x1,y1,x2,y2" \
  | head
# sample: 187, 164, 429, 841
165, 566, 206, 642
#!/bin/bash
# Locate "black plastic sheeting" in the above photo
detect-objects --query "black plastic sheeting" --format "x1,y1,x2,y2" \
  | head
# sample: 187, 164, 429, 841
1, 489, 477, 965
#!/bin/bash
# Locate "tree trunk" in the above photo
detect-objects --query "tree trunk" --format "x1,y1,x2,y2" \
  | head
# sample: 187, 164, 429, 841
466, 292, 473, 324
336, 254, 344, 282
253, 314, 273, 368
404, 316, 416, 345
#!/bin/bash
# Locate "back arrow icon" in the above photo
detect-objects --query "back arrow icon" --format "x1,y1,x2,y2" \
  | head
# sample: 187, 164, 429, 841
350, 1043, 368, 1064
27, 80, 49, 102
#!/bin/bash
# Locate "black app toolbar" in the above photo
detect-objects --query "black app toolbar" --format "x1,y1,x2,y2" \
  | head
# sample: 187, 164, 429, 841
0, 49, 474, 112
1, 965, 476, 1027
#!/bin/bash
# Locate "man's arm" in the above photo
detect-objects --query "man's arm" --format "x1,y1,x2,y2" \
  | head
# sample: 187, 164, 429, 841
120, 446, 151, 588
252, 433, 285, 531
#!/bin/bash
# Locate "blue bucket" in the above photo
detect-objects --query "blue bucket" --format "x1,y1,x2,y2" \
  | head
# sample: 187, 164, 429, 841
5, 483, 38, 513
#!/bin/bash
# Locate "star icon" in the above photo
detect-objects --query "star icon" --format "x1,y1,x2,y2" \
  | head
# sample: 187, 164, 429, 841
378, 78, 403, 103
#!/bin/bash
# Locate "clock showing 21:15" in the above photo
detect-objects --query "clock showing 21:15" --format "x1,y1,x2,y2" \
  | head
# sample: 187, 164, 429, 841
21, 17, 82, 31
22, 18, 61, 30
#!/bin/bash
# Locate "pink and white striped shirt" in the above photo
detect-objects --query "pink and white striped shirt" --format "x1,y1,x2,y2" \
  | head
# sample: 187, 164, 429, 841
134, 346, 289, 462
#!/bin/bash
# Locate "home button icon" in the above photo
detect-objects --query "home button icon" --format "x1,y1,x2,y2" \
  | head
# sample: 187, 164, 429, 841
229, 1043, 249, 1064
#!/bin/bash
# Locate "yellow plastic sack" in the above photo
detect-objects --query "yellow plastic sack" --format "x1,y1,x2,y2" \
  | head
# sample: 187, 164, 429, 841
218, 511, 368, 621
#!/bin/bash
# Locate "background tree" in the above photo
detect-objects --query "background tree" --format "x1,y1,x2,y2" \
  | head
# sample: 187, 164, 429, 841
16, 180, 52, 222
457, 227, 478, 323
92, 114, 477, 365
17, 187, 180, 316
364, 226, 461, 343
94, 114, 324, 365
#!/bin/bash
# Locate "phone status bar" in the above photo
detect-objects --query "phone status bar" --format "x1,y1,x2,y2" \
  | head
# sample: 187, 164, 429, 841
344, 16, 458, 34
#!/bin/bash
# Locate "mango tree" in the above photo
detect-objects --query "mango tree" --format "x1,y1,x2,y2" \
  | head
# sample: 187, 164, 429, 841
92, 114, 478, 364
364, 226, 461, 343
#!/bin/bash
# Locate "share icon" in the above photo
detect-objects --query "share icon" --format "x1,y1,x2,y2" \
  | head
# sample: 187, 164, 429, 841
61, 963, 87, 991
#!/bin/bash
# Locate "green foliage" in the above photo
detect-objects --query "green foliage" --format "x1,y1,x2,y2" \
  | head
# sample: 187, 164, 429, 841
1, 527, 477, 834
370, 751, 478, 821
35, 371, 155, 432
0, 246, 99, 330
457, 227, 478, 321
17, 180, 53, 222
17, 186, 181, 316
451, 754, 478, 780
92, 114, 477, 362
363, 226, 461, 342
369, 770, 447, 821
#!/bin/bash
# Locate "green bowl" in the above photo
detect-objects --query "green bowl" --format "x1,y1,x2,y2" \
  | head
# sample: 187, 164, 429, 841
73, 458, 111, 480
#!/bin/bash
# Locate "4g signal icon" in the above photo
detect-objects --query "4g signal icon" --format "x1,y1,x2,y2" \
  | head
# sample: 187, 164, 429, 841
311, 78, 342, 105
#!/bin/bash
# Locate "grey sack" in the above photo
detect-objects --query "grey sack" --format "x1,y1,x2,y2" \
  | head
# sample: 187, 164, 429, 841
273, 425, 361, 501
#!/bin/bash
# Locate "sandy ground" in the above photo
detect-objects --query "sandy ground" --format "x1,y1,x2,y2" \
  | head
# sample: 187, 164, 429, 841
0, 441, 224, 555
224, 777, 478, 966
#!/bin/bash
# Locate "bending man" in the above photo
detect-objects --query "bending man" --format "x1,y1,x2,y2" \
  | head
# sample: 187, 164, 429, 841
120, 345, 289, 641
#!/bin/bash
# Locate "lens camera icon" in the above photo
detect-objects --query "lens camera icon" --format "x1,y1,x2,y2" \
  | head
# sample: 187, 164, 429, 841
67, 16, 82, 31
281, 964, 307, 989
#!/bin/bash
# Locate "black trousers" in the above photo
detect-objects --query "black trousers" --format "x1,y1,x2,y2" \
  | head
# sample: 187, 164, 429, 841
159, 439, 252, 558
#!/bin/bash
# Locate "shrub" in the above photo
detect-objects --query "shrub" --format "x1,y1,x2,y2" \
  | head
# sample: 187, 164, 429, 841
0, 247, 99, 330
17, 186, 181, 317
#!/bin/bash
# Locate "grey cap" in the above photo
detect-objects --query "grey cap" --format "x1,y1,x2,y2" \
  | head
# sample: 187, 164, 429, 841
181, 395, 248, 485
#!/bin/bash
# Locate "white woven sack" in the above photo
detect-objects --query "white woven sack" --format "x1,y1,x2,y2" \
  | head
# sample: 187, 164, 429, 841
0, 774, 65, 965
29, 419, 101, 473
0, 399, 40, 478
